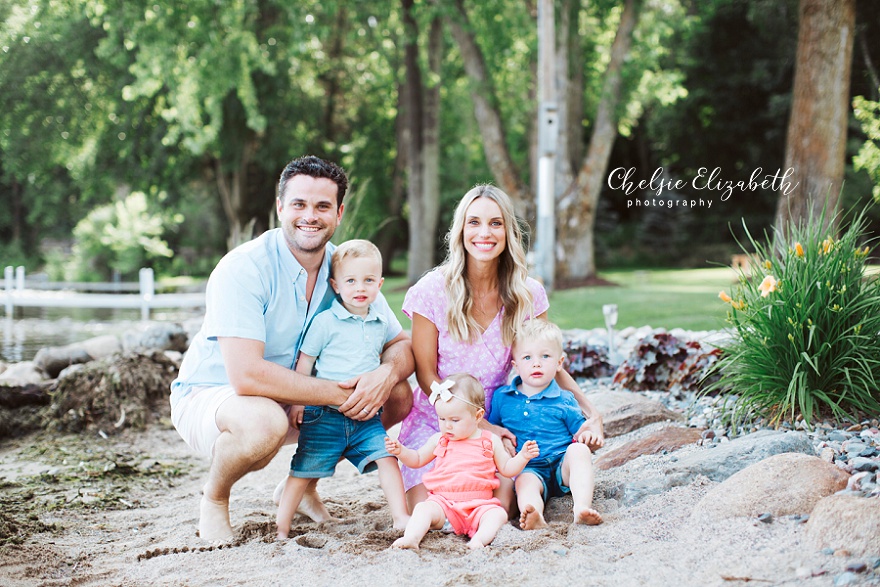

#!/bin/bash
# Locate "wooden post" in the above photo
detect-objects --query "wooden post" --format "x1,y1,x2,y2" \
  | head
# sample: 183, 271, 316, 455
536, 0, 557, 292
139, 268, 154, 321
4, 266, 13, 316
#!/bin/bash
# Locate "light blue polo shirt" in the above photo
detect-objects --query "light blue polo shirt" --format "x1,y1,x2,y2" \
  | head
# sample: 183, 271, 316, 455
487, 377, 586, 459
300, 298, 395, 382
171, 229, 402, 393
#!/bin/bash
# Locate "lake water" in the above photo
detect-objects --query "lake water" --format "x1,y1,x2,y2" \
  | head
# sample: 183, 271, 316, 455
1, 306, 203, 363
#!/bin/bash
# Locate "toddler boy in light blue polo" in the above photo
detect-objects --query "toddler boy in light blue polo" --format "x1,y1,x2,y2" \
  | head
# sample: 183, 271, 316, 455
276, 240, 410, 536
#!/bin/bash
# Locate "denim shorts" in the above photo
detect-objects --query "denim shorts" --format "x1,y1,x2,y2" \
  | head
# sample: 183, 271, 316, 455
290, 406, 391, 478
521, 452, 570, 499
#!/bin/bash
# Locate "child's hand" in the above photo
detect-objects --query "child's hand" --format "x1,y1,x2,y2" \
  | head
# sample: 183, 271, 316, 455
385, 436, 402, 456
518, 440, 539, 461
289, 405, 305, 429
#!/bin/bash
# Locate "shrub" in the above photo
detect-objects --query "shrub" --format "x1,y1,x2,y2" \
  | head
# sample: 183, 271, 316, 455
612, 332, 720, 396
710, 208, 880, 427
564, 340, 615, 379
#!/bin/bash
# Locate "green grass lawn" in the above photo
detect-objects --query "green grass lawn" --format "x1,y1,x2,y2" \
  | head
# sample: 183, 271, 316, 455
383, 267, 740, 332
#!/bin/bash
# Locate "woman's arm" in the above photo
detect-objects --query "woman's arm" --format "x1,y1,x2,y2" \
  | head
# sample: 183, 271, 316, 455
411, 313, 441, 396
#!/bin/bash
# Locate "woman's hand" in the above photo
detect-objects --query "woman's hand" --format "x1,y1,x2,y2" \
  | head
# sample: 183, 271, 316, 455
574, 418, 605, 450
480, 420, 517, 456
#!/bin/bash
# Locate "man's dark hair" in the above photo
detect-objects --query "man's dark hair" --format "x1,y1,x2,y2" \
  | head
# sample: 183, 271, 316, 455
277, 155, 349, 206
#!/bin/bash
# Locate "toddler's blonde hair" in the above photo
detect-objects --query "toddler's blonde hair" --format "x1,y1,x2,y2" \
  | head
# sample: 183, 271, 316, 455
331, 239, 382, 278
513, 320, 565, 357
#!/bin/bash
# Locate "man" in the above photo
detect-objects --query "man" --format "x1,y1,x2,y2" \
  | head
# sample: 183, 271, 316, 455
170, 155, 414, 541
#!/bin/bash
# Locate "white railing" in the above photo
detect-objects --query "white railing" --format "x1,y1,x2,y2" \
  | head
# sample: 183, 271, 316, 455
3, 266, 205, 320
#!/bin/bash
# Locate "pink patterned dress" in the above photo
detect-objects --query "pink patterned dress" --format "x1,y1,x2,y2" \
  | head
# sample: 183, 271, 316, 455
398, 268, 549, 490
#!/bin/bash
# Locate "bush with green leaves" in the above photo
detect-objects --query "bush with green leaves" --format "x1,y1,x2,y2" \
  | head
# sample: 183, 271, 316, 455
64, 192, 181, 282
710, 209, 880, 428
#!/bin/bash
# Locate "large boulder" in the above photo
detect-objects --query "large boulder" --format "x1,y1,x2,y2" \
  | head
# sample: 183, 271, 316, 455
614, 430, 815, 505
122, 323, 188, 353
594, 425, 703, 470
691, 453, 850, 522
585, 390, 683, 438
806, 494, 880, 556
0, 361, 46, 385
33, 335, 123, 379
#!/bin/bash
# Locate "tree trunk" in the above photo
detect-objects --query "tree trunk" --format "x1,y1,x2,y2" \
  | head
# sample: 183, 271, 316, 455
556, 0, 642, 284
402, 0, 427, 285
214, 139, 257, 251
419, 17, 443, 278
447, 0, 532, 220
375, 83, 408, 276
774, 0, 855, 234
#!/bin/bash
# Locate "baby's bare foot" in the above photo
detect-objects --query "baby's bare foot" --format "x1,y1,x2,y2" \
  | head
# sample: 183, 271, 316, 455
391, 536, 420, 551
467, 538, 487, 550
392, 516, 410, 532
199, 495, 233, 543
519, 504, 547, 530
574, 507, 603, 526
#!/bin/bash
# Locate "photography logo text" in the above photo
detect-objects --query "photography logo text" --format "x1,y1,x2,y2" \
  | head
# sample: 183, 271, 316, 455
607, 167, 799, 209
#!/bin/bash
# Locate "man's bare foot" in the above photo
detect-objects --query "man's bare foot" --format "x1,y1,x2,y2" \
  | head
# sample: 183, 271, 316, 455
199, 495, 234, 542
272, 477, 334, 523
519, 504, 547, 530
574, 507, 603, 525
391, 536, 420, 551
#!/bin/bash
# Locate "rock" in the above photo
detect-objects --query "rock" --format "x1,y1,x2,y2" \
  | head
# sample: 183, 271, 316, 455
81, 334, 123, 360
757, 512, 773, 523
820, 447, 836, 462
690, 453, 849, 522
594, 426, 703, 470
806, 494, 880, 557
849, 457, 879, 473
585, 390, 683, 438
617, 430, 814, 505
122, 323, 189, 353
33, 345, 93, 379
833, 572, 858, 586
0, 360, 6, 375
845, 562, 868, 573
0, 361, 46, 385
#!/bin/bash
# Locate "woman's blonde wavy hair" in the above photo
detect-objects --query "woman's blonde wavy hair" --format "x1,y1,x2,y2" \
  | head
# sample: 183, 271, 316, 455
441, 184, 535, 346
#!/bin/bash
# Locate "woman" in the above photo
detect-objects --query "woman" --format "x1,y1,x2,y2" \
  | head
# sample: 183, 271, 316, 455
398, 184, 604, 509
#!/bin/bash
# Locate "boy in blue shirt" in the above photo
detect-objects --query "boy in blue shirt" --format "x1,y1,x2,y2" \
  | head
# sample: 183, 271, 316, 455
488, 319, 603, 529
276, 240, 409, 539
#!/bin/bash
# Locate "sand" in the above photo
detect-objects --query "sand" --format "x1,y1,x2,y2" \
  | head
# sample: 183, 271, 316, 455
0, 421, 870, 587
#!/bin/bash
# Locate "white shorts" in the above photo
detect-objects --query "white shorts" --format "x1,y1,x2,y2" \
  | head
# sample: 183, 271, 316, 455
170, 385, 297, 458
170, 384, 238, 457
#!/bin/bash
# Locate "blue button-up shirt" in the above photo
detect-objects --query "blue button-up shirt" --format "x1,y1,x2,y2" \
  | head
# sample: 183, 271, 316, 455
487, 377, 586, 459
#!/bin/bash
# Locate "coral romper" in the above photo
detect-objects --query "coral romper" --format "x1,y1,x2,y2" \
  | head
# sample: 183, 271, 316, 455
423, 430, 504, 537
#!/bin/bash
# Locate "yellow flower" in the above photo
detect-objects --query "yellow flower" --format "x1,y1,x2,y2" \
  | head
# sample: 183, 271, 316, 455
764, 260, 772, 270
821, 238, 834, 254
732, 300, 746, 311
758, 275, 778, 297
719, 291, 732, 303
794, 242, 804, 257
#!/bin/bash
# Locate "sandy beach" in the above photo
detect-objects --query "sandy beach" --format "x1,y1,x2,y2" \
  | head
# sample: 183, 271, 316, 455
1, 414, 873, 587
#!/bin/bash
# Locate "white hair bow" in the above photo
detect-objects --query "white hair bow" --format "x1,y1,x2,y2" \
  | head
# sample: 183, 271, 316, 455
429, 380, 455, 405
429, 379, 481, 409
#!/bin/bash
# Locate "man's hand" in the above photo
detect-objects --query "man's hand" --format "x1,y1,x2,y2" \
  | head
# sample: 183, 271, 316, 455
574, 419, 605, 450
338, 363, 394, 421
